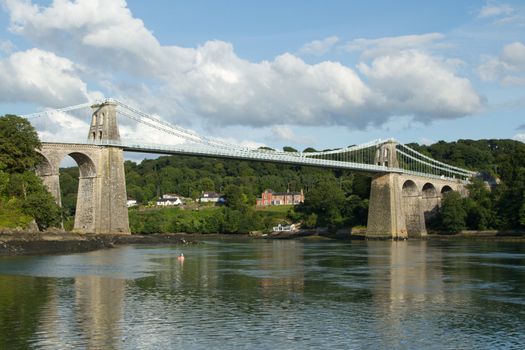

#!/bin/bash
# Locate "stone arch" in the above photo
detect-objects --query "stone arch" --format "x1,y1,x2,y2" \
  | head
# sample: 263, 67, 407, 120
68, 152, 97, 178
402, 180, 425, 237
441, 185, 453, 194
402, 180, 418, 195
35, 151, 54, 176
421, 183, 440, 225
61, 152, 98, 232
35, 152, 61, 206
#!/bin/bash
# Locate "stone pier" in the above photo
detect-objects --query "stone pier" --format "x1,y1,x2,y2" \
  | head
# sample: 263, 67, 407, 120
366, 141, 466, 239
36, 102, 130, 234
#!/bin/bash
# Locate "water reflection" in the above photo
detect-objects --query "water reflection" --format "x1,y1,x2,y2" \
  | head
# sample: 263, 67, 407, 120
367, 240, 445, 304
32, 276, 124, 350
0, 275, 52, 350
0, 240, 524, 349
257, 240, 305, 297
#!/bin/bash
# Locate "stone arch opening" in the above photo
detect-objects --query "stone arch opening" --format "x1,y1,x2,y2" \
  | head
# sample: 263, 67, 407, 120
402, 180, 418, 195
441, 185, 453, 194
402, 180, 424, 237
35, 152, 62, 206
421, 183, 440, 226
35, 152, 53, 177
59, 152, 97, 232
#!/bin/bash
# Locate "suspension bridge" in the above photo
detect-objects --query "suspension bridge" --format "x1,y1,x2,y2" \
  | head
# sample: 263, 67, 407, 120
23, 99, 476, 239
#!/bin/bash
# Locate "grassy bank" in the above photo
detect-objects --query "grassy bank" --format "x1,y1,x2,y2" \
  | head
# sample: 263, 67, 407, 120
0, 199, 33, 229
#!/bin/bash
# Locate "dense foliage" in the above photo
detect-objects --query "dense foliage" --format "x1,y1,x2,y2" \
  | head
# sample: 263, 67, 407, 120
415, 139, 525, 232
0, 115, 61, 230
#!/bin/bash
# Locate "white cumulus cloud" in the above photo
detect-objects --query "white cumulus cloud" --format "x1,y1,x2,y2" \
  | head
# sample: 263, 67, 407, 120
299, 36, 339, 56
478, 41, 525, 85
0, 48, 101, 106
358, 51, 484, 121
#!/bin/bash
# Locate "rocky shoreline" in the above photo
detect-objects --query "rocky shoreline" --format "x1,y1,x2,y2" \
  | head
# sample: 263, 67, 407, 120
1, 229, 524, 257
0, 230, 195, 256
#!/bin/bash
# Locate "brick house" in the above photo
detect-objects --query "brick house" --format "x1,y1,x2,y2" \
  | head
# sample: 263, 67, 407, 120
256, 189, 304, 207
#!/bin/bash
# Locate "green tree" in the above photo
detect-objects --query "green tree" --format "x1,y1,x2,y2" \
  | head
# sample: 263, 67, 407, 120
343, 195, 368, 227
299, 180, 346, 228
464, 179, 495, 230
223, 184, 250, 210
0, 170, 9, 196
0, 115, 42, 173
283, 146, 298, 153
198, 177, 215, 192
440, 192, 467, 233
223, 208, 242, 233
520, 196, 525, 227
22, 190, 62, 230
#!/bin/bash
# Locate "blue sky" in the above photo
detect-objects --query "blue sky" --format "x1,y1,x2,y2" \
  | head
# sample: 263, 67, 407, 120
0, 0, 524, 152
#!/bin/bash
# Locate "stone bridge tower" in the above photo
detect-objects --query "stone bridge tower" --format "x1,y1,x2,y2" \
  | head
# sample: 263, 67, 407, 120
366, 140, 465, 239
37, 101, 130, 234
367, 140, 409, 239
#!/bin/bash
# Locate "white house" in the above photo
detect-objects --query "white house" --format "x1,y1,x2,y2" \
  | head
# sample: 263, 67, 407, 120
127, 199, 137, 207
156, 194, 183, 206
199, 191, 222, 203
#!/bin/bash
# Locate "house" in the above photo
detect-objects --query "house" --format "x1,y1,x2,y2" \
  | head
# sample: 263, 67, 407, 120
256, 189, 304, 207
127, 199, 137, 207
200, 191, 223, 203
156, 194, 183, 206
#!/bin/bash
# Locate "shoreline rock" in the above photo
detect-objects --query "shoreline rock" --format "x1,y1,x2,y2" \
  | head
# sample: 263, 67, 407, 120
1, 229, 524, 257
0, 231, 194, 256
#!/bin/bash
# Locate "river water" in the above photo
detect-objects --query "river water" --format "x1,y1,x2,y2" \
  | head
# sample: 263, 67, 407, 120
0, 239, 524, 349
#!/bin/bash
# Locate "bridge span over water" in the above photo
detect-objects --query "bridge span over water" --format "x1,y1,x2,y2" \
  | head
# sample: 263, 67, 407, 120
24, 99, 475, 239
